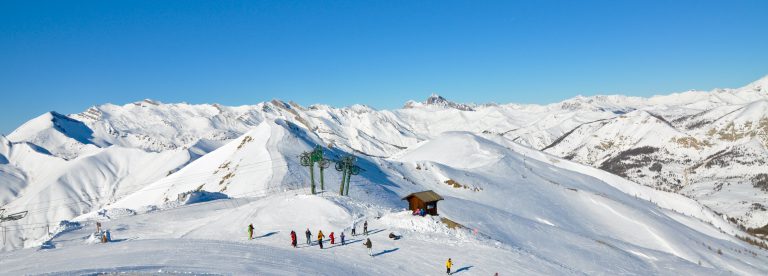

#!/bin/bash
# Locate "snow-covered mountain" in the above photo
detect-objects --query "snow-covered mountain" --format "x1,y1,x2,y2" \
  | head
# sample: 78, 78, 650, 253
543, 77, 768, 229
2, 75, 768, 274
4, 127, 768, 274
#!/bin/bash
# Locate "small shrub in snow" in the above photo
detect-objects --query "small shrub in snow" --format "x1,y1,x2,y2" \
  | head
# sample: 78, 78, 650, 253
444, 179, 482, 191
752, 174, 768, 191
237, 136, 253, 149
445, 179, 463, 188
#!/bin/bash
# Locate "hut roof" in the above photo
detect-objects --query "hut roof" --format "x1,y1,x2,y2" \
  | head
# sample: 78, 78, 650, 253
401, 190, 444, 202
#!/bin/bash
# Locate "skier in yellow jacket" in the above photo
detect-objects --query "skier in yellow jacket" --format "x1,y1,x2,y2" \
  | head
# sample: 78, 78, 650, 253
446, 258, 452, 275
317, 230, 325, 249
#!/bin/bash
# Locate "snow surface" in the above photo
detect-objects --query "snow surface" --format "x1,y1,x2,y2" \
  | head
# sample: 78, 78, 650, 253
4, 126, 768, 274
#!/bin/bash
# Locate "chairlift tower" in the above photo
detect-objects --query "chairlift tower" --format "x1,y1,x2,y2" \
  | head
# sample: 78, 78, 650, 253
1, 208, 28, 246
335, 155, 361, 196
300, 146, 329, 195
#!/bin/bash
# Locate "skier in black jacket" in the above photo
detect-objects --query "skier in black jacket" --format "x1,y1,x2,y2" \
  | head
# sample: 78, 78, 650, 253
364, 238, 373, 257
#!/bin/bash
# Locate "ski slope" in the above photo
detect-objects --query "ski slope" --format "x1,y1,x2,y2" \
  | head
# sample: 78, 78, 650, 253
3, 127, 768, 274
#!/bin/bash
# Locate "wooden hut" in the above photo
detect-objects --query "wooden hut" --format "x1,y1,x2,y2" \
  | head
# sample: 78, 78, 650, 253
402, 190, 444, 216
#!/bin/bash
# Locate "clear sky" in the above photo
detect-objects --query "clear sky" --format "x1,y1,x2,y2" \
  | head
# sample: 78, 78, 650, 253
1, 0, 767, 134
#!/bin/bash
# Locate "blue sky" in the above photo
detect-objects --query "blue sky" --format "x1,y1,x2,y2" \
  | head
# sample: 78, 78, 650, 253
1, 0, 767, 134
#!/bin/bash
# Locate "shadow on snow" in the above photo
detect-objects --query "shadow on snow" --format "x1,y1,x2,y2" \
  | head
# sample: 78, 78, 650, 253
372, 248, 399, 257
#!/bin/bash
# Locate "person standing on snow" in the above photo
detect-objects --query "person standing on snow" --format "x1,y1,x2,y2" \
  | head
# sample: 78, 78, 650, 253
248, 224, 254, 240
364, 220, 368, 236
446, 258, 452, 275
364, 238, 373, 257
329, 232, 335, 245
305, 228, 312, 245
340, 232, 346, 245
351, 222, 357, 236
290, 230, 297, 248
317, 230, 325, 249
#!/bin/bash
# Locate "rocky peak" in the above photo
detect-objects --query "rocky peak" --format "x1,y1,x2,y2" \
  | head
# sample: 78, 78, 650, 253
404, 93, 476, 111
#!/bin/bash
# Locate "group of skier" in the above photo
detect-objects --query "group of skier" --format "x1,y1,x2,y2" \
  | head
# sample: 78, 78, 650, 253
412, 208, 427, 216
291, 220, 369, 250
95, 222, 112, 243
245, 220, 474, 274
350, 220, 369, 236
248, 220, 370, 252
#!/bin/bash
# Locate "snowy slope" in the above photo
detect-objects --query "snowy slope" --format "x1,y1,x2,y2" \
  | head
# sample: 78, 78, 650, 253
69, 100, 263, 154
109, 119, 327, 208
0, 136, 26, 205
543, 110, 693, 164
1, 194, 556, 275
3, 75, 768, 274
7, 112, 102, 160
0, 140, 192, 250
3, 131, 768, 274
543, 85, 768, 227
387, 132, 767, 274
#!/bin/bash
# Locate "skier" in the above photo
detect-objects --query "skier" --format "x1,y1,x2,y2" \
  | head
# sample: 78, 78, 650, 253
364, 220, 368, 236
340, 232, 346, 245
329, 232, 335, 245
446, 258, 452, 275
248, 224, 254, 240
351, 222, 357, 236
305, 228, 312, 245
290, 230, 297, 248
317, 230, 325, 249
364, 238, 373, 257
